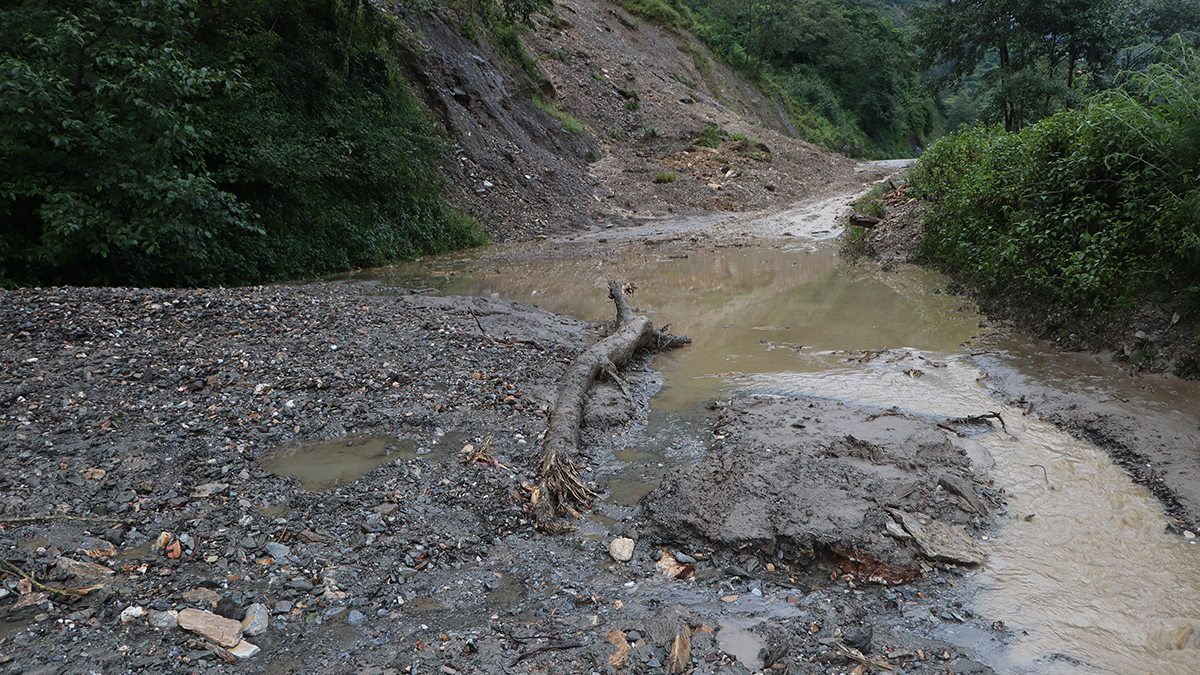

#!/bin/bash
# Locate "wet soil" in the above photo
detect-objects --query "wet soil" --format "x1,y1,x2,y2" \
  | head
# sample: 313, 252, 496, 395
862, 185, 1200, 532
1, 279, 1008, 675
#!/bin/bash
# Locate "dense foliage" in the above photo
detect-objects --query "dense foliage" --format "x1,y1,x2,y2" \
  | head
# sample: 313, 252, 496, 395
0, 0, 483, 288
603, 0, 935, 157
914, 0, 1200, 132
909, 41, 1200, 316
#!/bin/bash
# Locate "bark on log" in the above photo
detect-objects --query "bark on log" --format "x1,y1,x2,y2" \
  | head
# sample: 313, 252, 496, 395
535, 281, 691, 525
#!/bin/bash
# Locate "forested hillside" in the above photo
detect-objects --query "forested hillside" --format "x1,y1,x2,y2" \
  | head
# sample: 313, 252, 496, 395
633, 0, 937, 157
1, 0, 484, 287
914, 0, 1200, 132
4, 0, 1197, 290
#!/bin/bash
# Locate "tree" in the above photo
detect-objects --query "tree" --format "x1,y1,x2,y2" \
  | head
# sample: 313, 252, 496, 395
0, 0, 255, 285
914, 0, 1200, 131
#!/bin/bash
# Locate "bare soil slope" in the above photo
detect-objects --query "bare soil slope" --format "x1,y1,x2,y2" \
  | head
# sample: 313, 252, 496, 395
390, 0, 869, 242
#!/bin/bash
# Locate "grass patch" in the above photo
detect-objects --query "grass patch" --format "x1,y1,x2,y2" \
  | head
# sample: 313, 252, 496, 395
493, 24, 549, 90
671, 72, 697, 88
532, 95, 585, 133
841, 221, 876, 260
610, 0, 693, 33
851, 184, 887, 219
654, 172, 679, 183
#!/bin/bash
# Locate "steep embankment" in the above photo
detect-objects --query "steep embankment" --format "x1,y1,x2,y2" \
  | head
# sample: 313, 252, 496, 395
387, 0, 865, 243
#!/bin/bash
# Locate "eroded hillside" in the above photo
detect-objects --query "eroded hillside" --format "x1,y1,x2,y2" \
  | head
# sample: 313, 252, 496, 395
387, 0, 875, 242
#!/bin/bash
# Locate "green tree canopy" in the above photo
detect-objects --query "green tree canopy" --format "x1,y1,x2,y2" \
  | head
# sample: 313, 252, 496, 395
914, 0, 1200, 131
0, 0, 483, 288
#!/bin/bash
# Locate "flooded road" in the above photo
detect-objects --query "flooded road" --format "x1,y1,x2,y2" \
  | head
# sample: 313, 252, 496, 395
360, 205, 1200, 674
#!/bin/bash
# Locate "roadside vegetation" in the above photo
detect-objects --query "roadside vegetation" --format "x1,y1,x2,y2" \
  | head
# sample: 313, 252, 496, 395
909, 39, 1200, 353
1, 0, 485, 288
671, 0, 935, 158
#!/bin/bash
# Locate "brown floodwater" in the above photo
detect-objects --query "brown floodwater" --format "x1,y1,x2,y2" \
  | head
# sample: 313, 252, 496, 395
356, 231, 1200, 674
374, 240, 982, 410
740, 356, 1200, 674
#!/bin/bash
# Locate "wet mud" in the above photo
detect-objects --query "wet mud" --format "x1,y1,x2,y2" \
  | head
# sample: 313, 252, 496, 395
5, 167, 1200, 674
0, 282, 1007, 675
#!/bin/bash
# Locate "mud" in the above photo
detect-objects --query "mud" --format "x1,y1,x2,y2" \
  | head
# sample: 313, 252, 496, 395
0, 281, 1009, 675
971, 344, 1200, 532
644, 395, 989, 571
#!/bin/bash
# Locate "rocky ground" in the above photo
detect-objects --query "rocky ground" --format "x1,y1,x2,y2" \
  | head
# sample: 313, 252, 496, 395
1, 280, 1012, 674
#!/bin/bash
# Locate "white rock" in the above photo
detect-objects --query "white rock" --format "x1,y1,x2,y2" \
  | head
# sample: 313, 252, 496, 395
228, 640, 261, 659
608, 537, 635, 562
120, 605, 147, 624
148, 609, 179, 628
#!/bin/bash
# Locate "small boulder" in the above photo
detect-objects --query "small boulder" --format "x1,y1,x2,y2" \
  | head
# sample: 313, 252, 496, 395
148, 609, 179, 629
228, 640, 261, 659
608, 537, 635, 562
120, 605, 146, 624
241, 603, 269, 637
178, 608, 244, 648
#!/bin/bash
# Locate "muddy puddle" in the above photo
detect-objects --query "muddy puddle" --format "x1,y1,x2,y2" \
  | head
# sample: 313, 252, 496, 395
259, 435, 420, 490
366, 229, 1200, 674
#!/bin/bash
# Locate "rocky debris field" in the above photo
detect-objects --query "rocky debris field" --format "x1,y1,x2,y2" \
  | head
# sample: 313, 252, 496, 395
0, 282, 1018, 674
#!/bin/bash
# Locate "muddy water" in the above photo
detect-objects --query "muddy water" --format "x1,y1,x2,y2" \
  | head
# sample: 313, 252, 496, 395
376, 234, 1200, 674
741, 356, 1200, 675
381, 241, 981, 410
259, 435, 419, 490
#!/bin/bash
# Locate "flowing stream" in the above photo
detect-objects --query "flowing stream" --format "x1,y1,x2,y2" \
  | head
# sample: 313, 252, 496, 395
361, 206, 1200, 674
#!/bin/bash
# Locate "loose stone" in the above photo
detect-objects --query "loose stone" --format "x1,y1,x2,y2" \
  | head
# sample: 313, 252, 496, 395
609, 537, 635, 562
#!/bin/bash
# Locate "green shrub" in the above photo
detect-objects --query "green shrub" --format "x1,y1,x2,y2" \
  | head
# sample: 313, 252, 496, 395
654, 172, 679, 183
910, 41, 1200, 315
693, 122, 724, 148
842, 221, 876, 259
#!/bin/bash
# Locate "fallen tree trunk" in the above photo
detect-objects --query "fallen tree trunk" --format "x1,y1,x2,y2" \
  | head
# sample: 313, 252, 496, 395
535, 280, 691, 525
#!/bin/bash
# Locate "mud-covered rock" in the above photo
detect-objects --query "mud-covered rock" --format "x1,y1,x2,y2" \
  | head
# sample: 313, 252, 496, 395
643, 395, 986, 571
